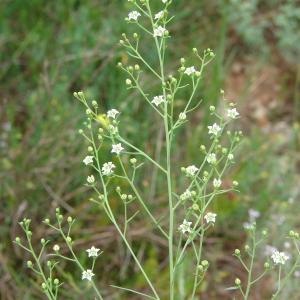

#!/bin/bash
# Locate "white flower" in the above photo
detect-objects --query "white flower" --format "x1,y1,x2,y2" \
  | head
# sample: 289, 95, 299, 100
53, 244, 60, 252
248, 209, 260, 222
180, 189, 192, 201
228, 153, 234, 160
82, 269, 95, 281
111, 143, 124, 155
154, 26, 166, 37
207, 153, 217, 164
204, 212, 217, 224
86, 246, 100, 257
178, 219, 192, 234
227, 108, 239, 119
213, 178, 222, 188
186, 165, 199, 176
83, 156, 93, 165
208, 123, 221, 136
151, 95, 165, 106
162, 0, 167, 3
87, 175, 95, 184
271, 250, 289, 265
102, 162, 116, 176
128, 11, 141, 21
179, 112, 186, 121
284, 242, 291, 249
155, 11, 164, 20
184, 66, 196, 76
107, 109, 119, 119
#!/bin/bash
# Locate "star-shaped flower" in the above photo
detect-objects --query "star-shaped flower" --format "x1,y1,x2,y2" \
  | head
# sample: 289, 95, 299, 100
86, 246, 100, 258
128, 11, 141, 21
151, 95, 165, 106
83, 156, 93, 165
178, 219, 192, 234
111, 143, 124, 155
82, 269, 95, 281
107, 109, 119, 119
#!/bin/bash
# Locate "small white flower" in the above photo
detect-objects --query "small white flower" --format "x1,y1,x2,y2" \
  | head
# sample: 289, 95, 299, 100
154, 26, 166, 37
178, 219, 192, 234
204, 212, 217, 224
83, 156, 94, 165
227, 108, 239, 119
213, 178, 222, 188
208, 123, 221, 136
53, 244, 60, 252
128, 11, 141, 21
284, 242, 291, 249
271, 250, 289, 265
184, 66, 196, 76
228, 153, 234, 160
180, 189, 192, 201
107, 109, 119, 119
207, 153, 217, 164
151, 95, 165, 106
186, 165, 199, 176
111, 143, 124, 155
87, 175, 95, 184
179, 112, 186, 121
86, 246, 100, 257
155, 11, 164, 20
102, 162, 116, 176
162, 0, 167, 3
248, 209, 260, 222
82, 269, 95, 281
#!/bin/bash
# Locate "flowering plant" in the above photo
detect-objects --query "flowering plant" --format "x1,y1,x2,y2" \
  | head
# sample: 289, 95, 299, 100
14, 1, 300, 299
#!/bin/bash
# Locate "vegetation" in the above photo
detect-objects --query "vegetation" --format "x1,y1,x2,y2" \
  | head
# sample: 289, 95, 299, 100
1, 0, 299, 299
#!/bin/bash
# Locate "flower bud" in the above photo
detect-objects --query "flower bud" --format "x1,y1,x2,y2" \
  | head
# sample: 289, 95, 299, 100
126, 79, 132, 86
54, 279, 59, 285
235, 278, 241, 286
41, 283, 47, 289
209, 105, 215, 112
15, 237, 21, 243
66, 236, 72, 243
27, 260, 33, 268
234, 249, 240, 256
130, 158, 137, 165
53, 244, 60, 252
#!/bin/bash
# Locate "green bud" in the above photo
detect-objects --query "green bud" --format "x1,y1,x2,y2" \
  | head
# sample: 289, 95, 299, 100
66, 236, 72, 243
192, 204, 199, 211
235, 278, 241, 286
130, 158, 137, 164
53, 279, 59, 285
234, 249, 240, 256
67, 216, 72, 223
209, 105, 215, 112
15, 237, 21, 243
27, 261, 33, 268
201, 260, 209, 267
264, 262, 270, 269
41, 283, 47, 289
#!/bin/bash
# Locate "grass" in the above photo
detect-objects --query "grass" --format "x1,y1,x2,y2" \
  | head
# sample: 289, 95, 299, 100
1, 0, 299, 299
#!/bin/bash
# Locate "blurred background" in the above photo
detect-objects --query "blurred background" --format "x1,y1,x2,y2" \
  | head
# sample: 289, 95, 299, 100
1, 0, 300, 299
